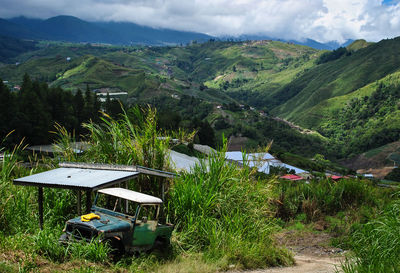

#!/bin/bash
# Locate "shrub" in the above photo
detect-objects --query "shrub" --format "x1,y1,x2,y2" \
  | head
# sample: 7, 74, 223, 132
167, 143, 293, 269
342, 195, 400, 272
275, 178, 379, 221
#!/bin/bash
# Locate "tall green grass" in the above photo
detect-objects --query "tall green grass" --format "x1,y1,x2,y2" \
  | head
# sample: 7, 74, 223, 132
54, 105, 193, 196
0, 134, 76, 233
275, 178, 380, 221
341, 194, 400, 273
167, 142, 293, 269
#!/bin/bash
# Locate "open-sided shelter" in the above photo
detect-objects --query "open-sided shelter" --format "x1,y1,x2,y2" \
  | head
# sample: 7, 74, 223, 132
13, 162, 176, 229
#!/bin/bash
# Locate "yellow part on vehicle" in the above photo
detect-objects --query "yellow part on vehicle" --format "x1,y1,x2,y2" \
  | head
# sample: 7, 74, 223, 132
81, 213, 100, 222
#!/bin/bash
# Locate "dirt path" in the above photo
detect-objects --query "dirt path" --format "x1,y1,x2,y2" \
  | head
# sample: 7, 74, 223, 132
241, 254, 342, 273
231, 230, 344, 273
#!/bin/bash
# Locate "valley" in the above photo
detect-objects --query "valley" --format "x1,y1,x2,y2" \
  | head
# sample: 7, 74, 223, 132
1, 35, 399, 175
0, 33, 400, 273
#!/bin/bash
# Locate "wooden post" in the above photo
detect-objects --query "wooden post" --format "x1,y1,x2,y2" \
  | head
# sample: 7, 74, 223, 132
86, 190, 92, 213
77, 190, 81, 215
38, 187, 43, 230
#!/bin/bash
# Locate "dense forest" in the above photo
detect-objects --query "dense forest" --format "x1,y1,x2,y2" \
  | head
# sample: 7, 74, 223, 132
0, 74, 330, 161
0, 75, 219, 149
319, 82, 400, 157
0, 74, 102, 145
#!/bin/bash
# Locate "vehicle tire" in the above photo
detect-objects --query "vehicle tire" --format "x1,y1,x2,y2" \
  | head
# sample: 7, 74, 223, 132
104, 238, 124, 257
153, 237, 171, 255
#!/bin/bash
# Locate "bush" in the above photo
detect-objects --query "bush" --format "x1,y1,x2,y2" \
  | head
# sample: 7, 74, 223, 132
385, 167, 400, 182
167, 143, 293, 269
275, 178, 379, 221
342, 195, 400, 272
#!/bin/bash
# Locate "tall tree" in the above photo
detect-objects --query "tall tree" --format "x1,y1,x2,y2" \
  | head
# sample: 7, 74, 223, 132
73, 89, 85, 134
0, 80, 15, 141
16, 76, 51, 144
84, 85, 94, 121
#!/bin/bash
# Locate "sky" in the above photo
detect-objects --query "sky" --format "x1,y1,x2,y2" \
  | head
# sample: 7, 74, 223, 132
1, 0, 400, 43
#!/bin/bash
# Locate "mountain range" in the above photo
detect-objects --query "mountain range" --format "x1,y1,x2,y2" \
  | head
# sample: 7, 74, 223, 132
0, 15, 350, 49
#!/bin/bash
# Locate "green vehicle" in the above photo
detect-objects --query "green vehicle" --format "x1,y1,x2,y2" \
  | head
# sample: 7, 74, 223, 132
60, 188, 173, 253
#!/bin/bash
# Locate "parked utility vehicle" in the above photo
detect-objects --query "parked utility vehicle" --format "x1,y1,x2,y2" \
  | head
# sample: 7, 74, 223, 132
59, 188, 173, 253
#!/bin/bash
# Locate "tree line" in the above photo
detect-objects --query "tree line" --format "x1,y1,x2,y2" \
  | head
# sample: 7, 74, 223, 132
0, 74, 122, 147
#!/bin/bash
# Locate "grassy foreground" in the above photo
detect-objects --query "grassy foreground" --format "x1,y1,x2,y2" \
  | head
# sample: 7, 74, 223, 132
0, 109, 293, 272
0, 149, 293, 272
1, 109, 398, 272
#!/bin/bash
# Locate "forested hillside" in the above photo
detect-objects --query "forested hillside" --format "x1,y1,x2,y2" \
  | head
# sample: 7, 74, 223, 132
0, 36, 399, 162
0, 75, 101, 145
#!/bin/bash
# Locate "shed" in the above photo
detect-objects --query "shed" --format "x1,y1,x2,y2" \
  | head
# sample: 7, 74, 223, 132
13, 162, 176, 229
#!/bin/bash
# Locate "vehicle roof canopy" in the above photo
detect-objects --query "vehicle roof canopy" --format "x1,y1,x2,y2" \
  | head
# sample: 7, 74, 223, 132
98, 187, 163, 204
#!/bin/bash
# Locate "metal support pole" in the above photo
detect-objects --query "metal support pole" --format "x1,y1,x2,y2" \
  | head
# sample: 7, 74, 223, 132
162, 181, 165, 200
86, 190, 92, 213
38, 187, 43, 230
77, 190, 81, 215
125, 181, 129, 213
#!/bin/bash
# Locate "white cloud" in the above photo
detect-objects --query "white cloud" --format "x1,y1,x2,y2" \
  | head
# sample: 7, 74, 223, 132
1, 0, 400, 42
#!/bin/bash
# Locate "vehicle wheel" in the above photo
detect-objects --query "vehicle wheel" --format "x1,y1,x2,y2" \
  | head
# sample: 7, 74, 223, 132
104, 238, 124, 257
153, 237, 171, 255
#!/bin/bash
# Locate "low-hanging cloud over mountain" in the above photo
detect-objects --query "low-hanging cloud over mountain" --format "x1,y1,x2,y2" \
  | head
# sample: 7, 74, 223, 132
1, 0, 400, 43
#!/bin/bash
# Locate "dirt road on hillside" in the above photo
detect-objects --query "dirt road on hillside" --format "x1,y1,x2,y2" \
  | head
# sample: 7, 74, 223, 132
239, 254, 342, 273
230, 230, 344, 273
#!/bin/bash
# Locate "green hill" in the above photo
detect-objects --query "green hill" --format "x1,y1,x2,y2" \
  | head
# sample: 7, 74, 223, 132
1, 37, 399, 160
346, 39, 374, 52
271, 38, 400, 126
0, 35, 37, 63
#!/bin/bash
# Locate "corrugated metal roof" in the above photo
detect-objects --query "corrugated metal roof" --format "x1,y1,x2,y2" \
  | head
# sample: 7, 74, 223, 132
27, 142, 90, 154
225, 151, 275, 161
98, 188, 162, 204
13, 167, 139, 190
225, 151, 244, 161
248, 153, 275, 161
193, 144, 216, 155
257, 161, 307, 174
169, 150, 200, 172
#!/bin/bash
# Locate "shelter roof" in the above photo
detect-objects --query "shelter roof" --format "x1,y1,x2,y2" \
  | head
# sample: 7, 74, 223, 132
13, 167, 139, 190
98, 187, 162, 204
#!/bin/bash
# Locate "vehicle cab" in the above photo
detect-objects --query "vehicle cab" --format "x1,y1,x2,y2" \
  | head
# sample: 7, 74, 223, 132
60, 188, 173, 253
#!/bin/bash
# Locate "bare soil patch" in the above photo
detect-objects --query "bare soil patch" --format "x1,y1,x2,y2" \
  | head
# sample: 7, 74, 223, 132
230, 230, 344, 273
341, 141, 400, 177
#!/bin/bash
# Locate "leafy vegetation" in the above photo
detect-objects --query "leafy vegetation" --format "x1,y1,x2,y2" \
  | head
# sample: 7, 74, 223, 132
316, 47, 349, 64
0, 74, 100, 146
0, 35, 37, 63
319, 81, 400, 157
385, 168, 400, 182
275, 178, 381, 221
0, 115, 295, 272
168, 145, 293, 269
0, 109, 398, 272
341, 194, 400, 273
